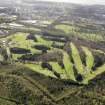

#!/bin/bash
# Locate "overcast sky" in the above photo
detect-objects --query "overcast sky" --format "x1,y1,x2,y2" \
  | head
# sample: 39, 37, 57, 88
39, 0, 105, 5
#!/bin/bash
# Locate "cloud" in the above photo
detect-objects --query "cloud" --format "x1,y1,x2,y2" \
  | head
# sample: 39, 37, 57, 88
39, 0, 105, 5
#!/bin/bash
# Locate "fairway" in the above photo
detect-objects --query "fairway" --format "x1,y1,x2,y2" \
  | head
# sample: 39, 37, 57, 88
55, 24, 76, 34
0, 32, 105, 85
82, 46, 94, 70
70, 43, 84, 75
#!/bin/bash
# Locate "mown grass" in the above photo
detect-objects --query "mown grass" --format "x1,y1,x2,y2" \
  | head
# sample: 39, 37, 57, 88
49, 62, 67, 79
83, 64, 105, 84
25, 63, 56, 78
69, 43, 105, 84
36, 35, 53, 47
10, 36, 105, 84
8, 33, 40, 59
55, 24, 104, 42
55, 24, 76, 34
70, 43, 84, 75
9, 33, 35, 51
49, 62, 63, 74
63, 51, 76, 81
1, 33, 53, 60
82, 46, 94, 70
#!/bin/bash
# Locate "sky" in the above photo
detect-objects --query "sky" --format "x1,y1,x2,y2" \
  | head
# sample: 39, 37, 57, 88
39, 0, 105, 5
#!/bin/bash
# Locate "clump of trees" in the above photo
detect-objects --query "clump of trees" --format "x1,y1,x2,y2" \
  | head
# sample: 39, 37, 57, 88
10, 47, 31, 54
32, 45, 50, 53
33, 45, 50, 50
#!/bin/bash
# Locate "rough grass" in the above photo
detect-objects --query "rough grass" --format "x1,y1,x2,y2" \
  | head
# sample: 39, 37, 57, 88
0, 98, 16, 105
1, 64, 105, 105
0, 54, 4, 62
